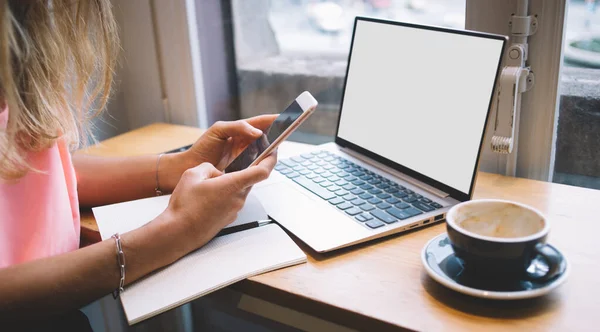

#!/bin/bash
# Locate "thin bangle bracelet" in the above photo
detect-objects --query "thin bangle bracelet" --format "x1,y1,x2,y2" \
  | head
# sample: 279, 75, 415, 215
155, 153, 164, 196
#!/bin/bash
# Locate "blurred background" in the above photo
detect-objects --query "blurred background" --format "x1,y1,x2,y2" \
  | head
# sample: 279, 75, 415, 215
96, 0, 599, 190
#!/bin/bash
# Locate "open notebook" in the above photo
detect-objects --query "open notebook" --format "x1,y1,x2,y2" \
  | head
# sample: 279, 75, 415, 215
93, 194, 306, 325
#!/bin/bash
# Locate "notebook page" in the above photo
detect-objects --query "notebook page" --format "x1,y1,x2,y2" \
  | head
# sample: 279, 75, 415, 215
120, 224, 306, 324
94, 193, 267, 240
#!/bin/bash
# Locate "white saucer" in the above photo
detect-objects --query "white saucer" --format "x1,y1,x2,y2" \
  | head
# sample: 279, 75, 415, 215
421, 233, 569, 300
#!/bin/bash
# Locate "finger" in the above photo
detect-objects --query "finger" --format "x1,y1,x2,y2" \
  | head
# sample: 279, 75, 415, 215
255, 151, 278, 173
210, 120, 263, 140
245, 114, 278, 131
219, 153, 277, 190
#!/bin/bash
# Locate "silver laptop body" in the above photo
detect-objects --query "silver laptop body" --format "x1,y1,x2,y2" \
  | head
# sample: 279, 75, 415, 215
254, 17, 506, 253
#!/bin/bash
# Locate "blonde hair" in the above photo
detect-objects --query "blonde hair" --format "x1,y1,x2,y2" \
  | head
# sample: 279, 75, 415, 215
0, 0, 119, 180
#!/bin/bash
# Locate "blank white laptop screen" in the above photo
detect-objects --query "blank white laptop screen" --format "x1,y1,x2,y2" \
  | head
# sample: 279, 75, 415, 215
337, 19, 504, 195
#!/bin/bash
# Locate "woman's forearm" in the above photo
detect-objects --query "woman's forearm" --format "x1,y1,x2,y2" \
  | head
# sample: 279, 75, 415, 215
74, 153, 193, 207
0, 213, 186, 321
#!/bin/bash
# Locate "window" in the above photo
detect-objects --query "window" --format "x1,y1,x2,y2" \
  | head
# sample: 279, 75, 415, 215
555, 0, 600, 189
229, 0, 598, 189
231, 0, 465, 144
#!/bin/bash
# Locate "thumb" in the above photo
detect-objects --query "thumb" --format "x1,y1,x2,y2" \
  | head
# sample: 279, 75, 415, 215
190, 162, 223, 180
211, 120, 263, 140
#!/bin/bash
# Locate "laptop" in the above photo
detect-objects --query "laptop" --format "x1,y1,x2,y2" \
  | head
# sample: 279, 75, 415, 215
254, 17, 507, 253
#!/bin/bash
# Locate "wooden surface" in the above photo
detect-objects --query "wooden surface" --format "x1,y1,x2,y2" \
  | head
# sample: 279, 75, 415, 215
81, 123, 600, 331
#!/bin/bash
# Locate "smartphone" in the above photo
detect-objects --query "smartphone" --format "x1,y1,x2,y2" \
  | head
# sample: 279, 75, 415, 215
225, 91, 318, 173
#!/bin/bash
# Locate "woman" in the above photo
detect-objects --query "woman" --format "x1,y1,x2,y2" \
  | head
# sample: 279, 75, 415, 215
0, 0, 277, 324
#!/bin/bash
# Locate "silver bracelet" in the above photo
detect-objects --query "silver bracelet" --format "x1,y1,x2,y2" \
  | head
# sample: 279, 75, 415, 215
155, 153, 164, 196
112, 233, 126, 299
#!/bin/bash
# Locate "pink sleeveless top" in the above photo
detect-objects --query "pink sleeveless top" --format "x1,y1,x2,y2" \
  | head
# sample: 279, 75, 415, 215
0, 109, 80, 268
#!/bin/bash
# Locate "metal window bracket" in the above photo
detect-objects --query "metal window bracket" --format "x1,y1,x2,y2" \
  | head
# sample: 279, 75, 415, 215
491, 1, 536, 162
509, 15, 538, 37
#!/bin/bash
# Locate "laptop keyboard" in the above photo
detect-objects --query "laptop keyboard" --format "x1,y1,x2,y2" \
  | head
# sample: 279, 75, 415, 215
274, 150, 444, 229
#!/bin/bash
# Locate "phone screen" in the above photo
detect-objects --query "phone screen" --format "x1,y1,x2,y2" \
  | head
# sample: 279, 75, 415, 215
225, 100, 305, 172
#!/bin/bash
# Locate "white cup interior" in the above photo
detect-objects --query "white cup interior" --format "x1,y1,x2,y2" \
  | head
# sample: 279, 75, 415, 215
447, 200, 548, 241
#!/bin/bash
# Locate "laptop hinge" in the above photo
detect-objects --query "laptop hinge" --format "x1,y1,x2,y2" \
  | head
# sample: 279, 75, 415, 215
340, 147, 450, 199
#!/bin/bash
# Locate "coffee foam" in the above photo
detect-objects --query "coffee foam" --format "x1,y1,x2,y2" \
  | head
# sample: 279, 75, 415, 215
455, 203, 544, 238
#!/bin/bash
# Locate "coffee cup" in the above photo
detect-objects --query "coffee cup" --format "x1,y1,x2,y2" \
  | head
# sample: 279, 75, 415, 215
446, 199, 565, 281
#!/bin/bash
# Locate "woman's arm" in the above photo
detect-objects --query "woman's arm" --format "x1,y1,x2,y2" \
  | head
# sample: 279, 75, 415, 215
0, 212, 180, 320
75, 115, 277, 208
0, 156, 276, 321
74, 152, 192, 207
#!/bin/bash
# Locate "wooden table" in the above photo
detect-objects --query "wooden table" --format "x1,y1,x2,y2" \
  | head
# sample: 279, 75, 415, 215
79, 123, 600, 331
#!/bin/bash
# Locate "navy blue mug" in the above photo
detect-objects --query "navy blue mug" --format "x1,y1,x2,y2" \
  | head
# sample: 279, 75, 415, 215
446, 199, 564, 281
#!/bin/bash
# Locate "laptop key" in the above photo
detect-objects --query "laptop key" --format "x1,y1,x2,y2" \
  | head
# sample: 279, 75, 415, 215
367, 197, 382, 205
351, 198, 366, 206
316, 161, 328, 166
320, 181, 333, 188
301, 161, 312, 167
386, 207, 422, 220
371, 210, 397, 224
343, 195, 357, 201
366, 219, 385, 229
412, 201, 435, 212
352, 180, 365, 186
421, 198, 432, 203
431, 202, 443, 209
368, 188, 382, 195
376, 202, 391, 210
307, 165, 319, 171
368, 179, 381, 185
336, 189, 350, 196
291, 156, 304, 163
329, 197, 345, 205
305, 173, 318, 179
376, 193, 391, 199
386, 187, 399, 194
345, 176, 358, 182
360, 184, 373, 190
359, 193, 373, 200
361, 213, 373, 221
355, 215, 367, 222
337, 202, 353, 210
292, 177, 336, 200
279, 168, 293, 175
299, 170, 311, 175
279, 159, 297, 168
404, 195, 419, 203
327, 186, 341, 192
360, 204, 375, 211
386, 197, 400, 204
393, 191, 408, 198
301, 153, 313, 159
395, 202, 411, 209
345, 207, 363, 216
286, 172, 300, 179
350, 188, 364, 195
321, 172, 334, 178
334, 179, 348, 186
377, 183, 390, 190
312, 177, 325, 183
274, 164, 286, 171
323, 164, 334, 170
342, 184, 356, 191
338, 172, 351, 178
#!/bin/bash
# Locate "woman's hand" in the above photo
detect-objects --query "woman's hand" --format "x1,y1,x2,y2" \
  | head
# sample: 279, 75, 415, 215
158, 152, 277, 256
187, 114, 277, 170
159, 115, 277, 193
